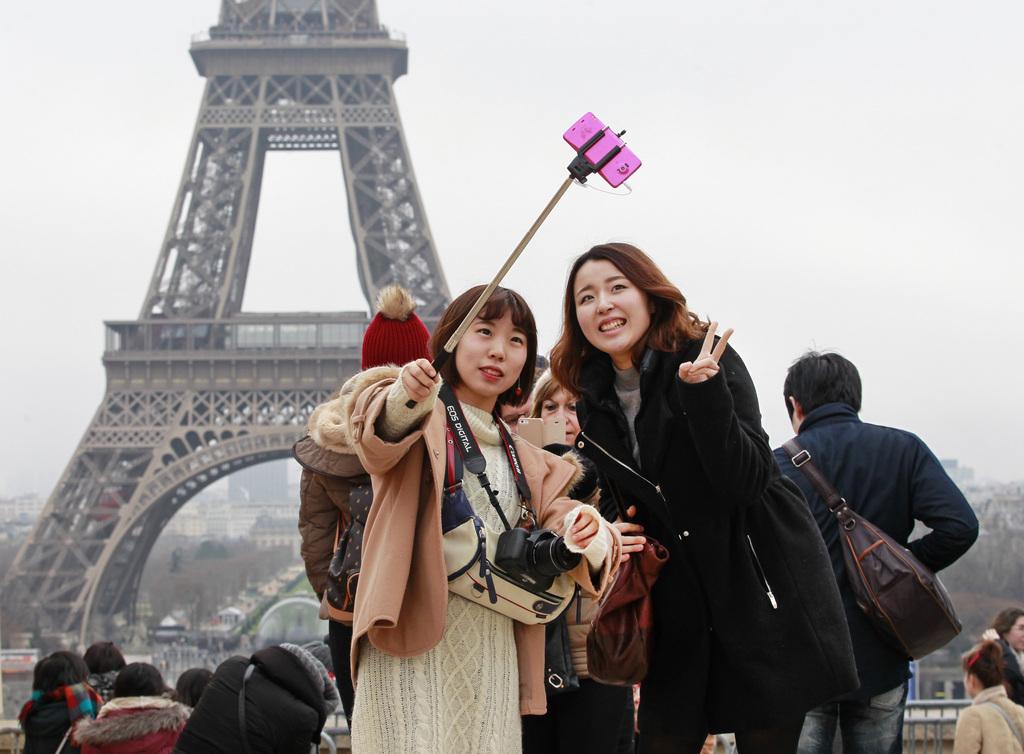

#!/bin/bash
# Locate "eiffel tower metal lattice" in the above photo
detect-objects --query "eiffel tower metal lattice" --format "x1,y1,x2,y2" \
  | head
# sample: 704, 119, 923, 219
3, 0, 449, 645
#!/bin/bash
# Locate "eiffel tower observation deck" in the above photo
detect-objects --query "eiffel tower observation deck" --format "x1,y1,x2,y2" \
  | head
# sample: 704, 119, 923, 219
2, 0, 450, 645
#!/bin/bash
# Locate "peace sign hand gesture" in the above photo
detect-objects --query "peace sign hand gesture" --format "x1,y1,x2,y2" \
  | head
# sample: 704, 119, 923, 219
677, 322, 733, 384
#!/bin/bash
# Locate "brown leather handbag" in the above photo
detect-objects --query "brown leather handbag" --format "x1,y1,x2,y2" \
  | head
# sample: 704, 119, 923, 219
783, 438, 961, 659
323, 482, 372, 625
586, 535, 670, 686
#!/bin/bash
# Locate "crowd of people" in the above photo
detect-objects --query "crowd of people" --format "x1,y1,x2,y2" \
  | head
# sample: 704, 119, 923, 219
18, 639, 340, 754
18, 243, 1019, 753
287, 242, 1004, 753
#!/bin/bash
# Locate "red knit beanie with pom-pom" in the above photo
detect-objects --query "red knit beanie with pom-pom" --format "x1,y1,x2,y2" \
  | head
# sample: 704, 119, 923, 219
361, 285, 431, 369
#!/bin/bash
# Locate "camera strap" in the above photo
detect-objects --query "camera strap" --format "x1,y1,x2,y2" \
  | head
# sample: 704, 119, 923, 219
440, 382, 533, 530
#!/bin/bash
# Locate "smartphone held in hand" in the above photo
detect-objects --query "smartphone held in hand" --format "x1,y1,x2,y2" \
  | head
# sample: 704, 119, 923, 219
517, 417, 564, 448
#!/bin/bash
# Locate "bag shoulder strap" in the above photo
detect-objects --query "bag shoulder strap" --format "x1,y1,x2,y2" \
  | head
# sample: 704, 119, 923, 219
239, 663, 256, 754
984, 701, 1024, 749
445, 424, 464, 490
781, 438, 846, 513
54, 727, 72, 754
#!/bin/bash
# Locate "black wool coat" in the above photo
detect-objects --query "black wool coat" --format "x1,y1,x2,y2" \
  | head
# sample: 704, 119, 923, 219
1000, 638, 1024, 706
173, 648, 327, 754
575, 345, 858, 736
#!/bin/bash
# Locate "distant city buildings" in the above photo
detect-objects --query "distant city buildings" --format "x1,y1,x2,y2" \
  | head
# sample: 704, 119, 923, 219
228, 460, 289, 503
941, 458, 976, 488
0, 494, 44, 542
163, 496, 298, 549
251, 515, 301, 557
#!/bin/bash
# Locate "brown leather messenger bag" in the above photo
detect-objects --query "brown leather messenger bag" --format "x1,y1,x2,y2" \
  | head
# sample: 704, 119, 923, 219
783, 438, 961, 660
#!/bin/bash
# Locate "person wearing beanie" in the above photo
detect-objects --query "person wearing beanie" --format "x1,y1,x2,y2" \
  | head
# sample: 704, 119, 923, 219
294, 284, 431, 728
360, 285, 431, 370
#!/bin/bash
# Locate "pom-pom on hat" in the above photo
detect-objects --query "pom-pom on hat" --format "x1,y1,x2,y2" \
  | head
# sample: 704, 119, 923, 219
361, 285, 431, 369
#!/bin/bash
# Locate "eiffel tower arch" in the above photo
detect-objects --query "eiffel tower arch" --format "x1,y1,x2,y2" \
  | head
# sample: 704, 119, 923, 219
3, 0, 449, 645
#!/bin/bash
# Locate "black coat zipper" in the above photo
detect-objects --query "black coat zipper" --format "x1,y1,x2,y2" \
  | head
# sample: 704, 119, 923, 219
746, 534, 779, 609
575, 431, 683, 543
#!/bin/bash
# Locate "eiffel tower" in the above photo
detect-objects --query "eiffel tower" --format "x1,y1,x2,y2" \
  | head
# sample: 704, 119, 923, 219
3, 0, 449, 645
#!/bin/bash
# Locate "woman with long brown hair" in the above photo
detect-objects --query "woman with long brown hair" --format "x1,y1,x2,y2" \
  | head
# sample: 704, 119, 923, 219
549, 243, 857, 753
985, 608, 1024, 705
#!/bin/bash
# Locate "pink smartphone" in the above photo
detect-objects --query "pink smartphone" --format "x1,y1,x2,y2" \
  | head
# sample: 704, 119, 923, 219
563, 112, 642, 188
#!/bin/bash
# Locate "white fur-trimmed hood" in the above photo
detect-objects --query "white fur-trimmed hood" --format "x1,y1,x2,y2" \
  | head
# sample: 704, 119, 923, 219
73, 697, 189, 746
307, 366, 399, 454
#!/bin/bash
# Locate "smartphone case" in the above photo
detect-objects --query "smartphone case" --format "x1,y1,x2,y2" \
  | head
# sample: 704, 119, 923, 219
562, 112, 642, 188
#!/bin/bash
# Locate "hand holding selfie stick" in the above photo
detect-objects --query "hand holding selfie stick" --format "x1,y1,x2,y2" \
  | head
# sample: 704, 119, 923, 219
405, 112, 642, 408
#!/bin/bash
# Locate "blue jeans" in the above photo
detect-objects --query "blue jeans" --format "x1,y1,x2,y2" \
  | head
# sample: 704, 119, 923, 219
797, 682, 908, 754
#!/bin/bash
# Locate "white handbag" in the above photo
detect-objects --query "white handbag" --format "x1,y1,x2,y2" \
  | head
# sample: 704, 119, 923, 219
442, 490, 577, 624
439, 383, 577, 625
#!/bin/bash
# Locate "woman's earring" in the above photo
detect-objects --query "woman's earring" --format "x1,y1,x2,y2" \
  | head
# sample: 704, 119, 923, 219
514, 377, 523, 398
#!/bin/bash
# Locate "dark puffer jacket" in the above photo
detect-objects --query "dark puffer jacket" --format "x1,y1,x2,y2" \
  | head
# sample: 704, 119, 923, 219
172, 644, 339, 754
575, 345, 858, 737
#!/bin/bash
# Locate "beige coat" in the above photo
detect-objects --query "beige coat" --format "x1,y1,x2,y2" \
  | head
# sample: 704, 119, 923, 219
954, 686, 1024, 754
343, 368, 621, 715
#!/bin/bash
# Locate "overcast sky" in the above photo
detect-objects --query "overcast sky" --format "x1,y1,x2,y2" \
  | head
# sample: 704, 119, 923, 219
1, 0, 1021, 497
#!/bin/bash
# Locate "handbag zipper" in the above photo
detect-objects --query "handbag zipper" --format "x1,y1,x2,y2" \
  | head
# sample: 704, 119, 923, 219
746, 534, 778, 609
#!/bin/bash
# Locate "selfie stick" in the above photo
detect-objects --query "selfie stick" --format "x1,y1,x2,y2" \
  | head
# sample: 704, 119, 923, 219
405, 117, 638, 408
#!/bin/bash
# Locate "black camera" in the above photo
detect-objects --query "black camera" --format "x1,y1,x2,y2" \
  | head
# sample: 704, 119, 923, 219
494, 527, 582, 591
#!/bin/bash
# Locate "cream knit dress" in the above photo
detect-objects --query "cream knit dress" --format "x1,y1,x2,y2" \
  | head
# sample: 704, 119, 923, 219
350, 383, 523, 754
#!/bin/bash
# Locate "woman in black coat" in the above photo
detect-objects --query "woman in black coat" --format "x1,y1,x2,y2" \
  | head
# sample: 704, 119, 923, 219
549, 243, 858, 754
985, 607, 1024, 704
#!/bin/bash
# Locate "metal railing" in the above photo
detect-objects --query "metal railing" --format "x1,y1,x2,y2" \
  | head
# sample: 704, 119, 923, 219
903, 699, 970, 754
0, 728, 21, 754
192, 26, 402, 44
0, 700, 970, 754
104, 315, 370, 354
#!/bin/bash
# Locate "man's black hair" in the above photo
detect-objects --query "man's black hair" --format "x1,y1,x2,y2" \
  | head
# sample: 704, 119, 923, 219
33, 651, 90, 694
174, 667, 213, 707
783, 351, 862, 418
113, 662, 166, 698
83, 640, 126, 675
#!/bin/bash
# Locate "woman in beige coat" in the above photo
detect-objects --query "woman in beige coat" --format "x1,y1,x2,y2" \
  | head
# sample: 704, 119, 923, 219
344, 285, 621, 754
954, 640, 1024, 754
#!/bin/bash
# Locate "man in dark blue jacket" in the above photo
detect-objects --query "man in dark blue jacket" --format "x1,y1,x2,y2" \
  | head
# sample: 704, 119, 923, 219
773, 351, 978, 754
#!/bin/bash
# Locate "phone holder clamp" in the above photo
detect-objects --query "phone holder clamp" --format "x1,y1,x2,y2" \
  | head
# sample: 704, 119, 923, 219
567, 128, 626, 183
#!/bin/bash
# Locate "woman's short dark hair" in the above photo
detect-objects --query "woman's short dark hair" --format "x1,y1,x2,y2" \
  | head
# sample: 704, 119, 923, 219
428, 285, 538, 408
783, 351, 862, 418
83, 641, 126, 675
113, 662, 166, 698
174, 667, 213, 707
992, 607, 1024, 639
33, 651, 90, 694
962, 640, 1005, 689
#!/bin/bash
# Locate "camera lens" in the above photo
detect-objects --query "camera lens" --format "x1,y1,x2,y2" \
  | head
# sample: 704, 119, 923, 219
530, 532, 581, 577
